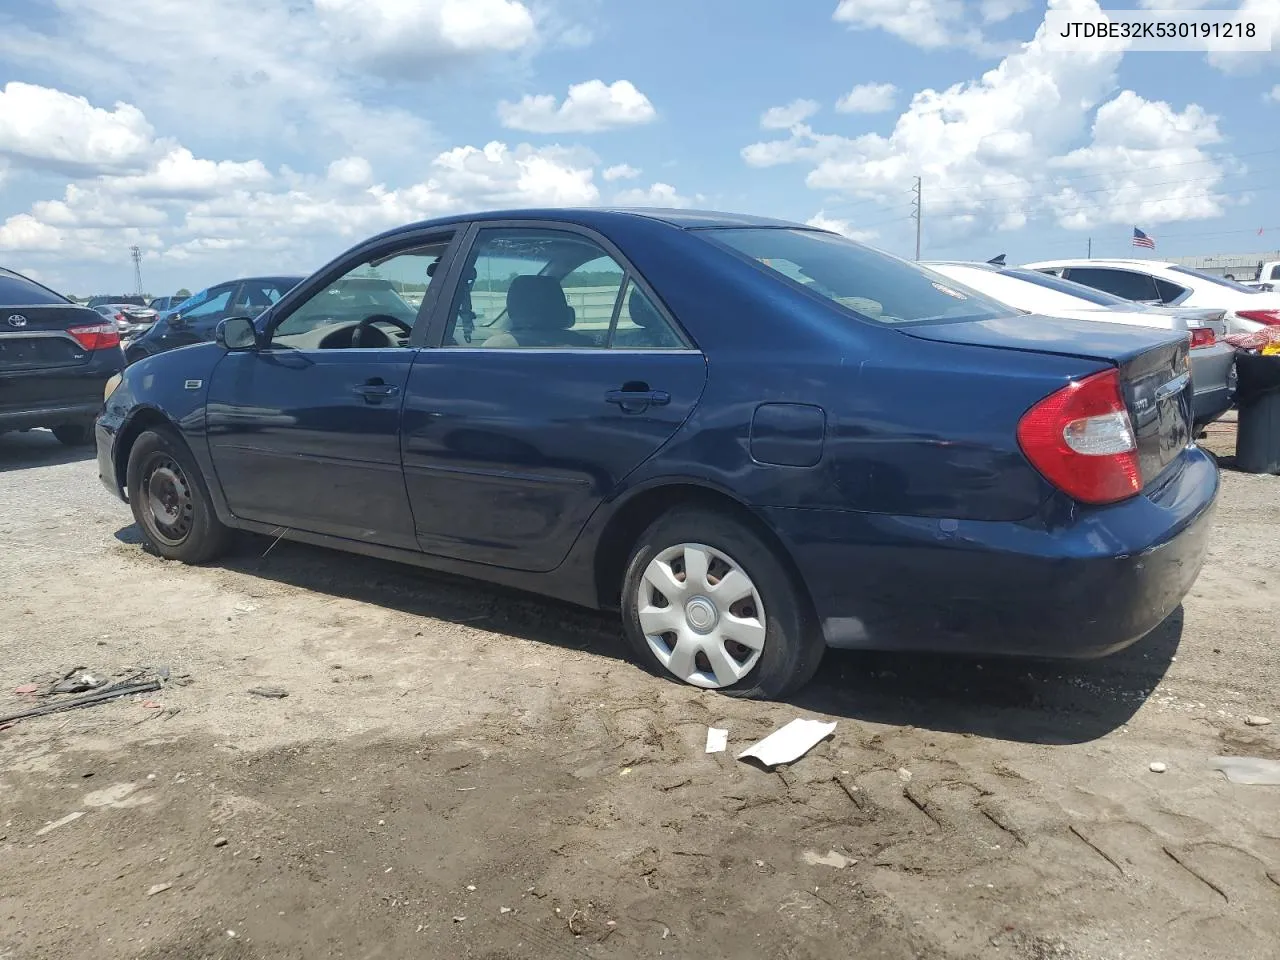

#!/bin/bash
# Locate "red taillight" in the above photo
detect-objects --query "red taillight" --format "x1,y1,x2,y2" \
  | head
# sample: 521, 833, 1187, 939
114, 312, 127, 323
1189, 327, 1216, 349
67, 322, 121, 351
1237, 309, 1280, 326
1017, 368, 1141, 505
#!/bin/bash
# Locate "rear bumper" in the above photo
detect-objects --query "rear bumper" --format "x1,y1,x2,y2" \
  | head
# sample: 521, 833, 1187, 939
763, 446, 1219, 659
1190, 343, 1237, 426
0, 400, 102, 432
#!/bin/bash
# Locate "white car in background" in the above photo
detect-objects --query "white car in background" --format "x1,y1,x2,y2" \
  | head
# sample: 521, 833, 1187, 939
926, 260, 1237, 428
1022, 257, 1280, 335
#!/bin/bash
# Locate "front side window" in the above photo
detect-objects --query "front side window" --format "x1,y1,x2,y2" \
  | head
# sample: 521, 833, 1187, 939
272, 239, 449, 347
182, 287, 234, 319
1063, 268, 1159, 302
707, 228, 1014, 326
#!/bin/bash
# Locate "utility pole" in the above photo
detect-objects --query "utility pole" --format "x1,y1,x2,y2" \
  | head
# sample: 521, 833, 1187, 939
130, 246, 143, 296
1087, 237, 1092, 259
911, 176, 922, 260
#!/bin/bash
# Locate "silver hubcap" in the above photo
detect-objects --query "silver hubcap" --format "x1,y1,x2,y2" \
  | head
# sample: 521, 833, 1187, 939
637, 542, 767, 689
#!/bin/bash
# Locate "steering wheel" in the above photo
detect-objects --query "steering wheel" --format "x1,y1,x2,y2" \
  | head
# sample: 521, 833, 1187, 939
351, 314, 413, 348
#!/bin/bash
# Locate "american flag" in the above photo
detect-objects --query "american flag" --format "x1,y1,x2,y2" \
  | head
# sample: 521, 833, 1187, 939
1132, 226, 1155, 249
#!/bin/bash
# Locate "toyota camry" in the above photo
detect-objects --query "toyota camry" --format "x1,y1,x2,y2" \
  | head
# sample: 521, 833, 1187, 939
96, 209, 1217, 698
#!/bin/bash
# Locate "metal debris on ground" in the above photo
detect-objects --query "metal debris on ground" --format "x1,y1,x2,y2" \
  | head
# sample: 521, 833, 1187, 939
0, 676, 164, 728
1211, 755, 1280, 785
146, 883, 172, 897
247, 686, 289, 699
35, 811, 84, 836
705, 727, 728, 754
52, 670, 105, 694
737, 718, 836, 768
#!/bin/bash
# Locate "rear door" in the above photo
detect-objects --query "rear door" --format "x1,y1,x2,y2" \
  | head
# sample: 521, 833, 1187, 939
402, 221, 707, 572
152, 283, 237, 353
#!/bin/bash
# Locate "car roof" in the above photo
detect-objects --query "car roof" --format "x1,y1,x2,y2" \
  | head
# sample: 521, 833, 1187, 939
365, 207, 813, 244
923, 260, 1001, 271
1026, 258, 1176, 269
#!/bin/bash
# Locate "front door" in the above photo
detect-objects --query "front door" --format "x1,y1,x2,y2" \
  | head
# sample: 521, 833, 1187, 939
402, 224, 707, 572
205, 231, 458, 548
154, 282, 238, 352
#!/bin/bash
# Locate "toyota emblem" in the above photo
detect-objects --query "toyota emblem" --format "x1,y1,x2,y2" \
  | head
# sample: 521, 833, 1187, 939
7, 314, 28, 327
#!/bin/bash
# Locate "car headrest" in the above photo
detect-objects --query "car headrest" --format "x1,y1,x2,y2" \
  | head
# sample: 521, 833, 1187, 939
506, 275, 573, 330
628, 288, 663, 329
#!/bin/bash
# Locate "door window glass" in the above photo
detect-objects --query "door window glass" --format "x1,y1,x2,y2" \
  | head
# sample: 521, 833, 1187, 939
446, 229, 623, 349
272, 239, 451, 347
1064, 268, 1158, 301
611, 281, 684, 348
1153, 278, 1188, 304
182, 288, 233, 319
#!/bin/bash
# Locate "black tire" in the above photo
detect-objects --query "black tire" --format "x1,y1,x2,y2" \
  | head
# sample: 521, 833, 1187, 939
52, 423, 92, 446
126, 426, 232, 563
620, 507, 824, 699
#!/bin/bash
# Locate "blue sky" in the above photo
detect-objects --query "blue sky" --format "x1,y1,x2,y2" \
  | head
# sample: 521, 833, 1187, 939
0, 0, 1277, 296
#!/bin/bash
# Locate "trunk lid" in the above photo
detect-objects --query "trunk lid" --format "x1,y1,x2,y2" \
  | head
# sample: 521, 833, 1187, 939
0, 305, 99, 371
903, 313, 1192, 486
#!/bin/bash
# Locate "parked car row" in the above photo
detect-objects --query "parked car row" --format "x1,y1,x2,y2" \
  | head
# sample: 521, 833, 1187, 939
95, 208, 1219, 700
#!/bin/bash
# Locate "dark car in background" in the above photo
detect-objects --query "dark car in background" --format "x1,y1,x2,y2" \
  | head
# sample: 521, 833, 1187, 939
97, 209, 1217, 699
124, 276, 304, 363
2, 267, 124, 446
148, 295, 185, 312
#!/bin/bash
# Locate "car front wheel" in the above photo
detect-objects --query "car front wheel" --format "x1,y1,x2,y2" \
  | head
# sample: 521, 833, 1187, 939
126, 427, 232, 563
620, 507, 824, 699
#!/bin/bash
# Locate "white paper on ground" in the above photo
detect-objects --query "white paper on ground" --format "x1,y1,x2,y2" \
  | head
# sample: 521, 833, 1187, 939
705, 727, 728, 754
1211, 755, 1280, 785
737, 718, 836, 768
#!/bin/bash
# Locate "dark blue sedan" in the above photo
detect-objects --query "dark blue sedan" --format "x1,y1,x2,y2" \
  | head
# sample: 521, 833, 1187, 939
96, 209, 1218, 698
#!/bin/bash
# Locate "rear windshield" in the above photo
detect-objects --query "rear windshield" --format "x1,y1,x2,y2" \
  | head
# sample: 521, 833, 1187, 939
706, 228, 1014, 326
0, 268, 67, 305
1001, 267, 1132, 307
1168, 265, 1262, 294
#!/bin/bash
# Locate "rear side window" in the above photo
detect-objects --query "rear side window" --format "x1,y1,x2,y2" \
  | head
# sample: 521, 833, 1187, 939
707, 228, 1013, 326
1153, 278, 1188, 304
1063, 268, 1158, 301
0, 269, 67, 305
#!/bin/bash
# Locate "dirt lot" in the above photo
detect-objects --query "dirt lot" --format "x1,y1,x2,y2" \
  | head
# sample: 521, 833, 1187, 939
1, 418, 1278, 960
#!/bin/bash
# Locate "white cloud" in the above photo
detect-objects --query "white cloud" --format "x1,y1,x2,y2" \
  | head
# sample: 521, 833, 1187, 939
327, 156, 374, 187
1207, 0, 1280, 73
313, 0, 537, 75
748, 0, 1234, 241
498, 80, 657, 133
979, 0, 1030, 22
613, 182, 699, 208
805, 211, 879, 242
1268, 85, 1280, 103
832, 0, 985, 50
0, 82, 156, 174
760, 99, 820, 130
108, 148, 272, 199
602, 163, 641, 181
835, 83, 897, 113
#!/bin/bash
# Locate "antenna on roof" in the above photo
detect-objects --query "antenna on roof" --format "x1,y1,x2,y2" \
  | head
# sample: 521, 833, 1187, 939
986, 253, 1006, 266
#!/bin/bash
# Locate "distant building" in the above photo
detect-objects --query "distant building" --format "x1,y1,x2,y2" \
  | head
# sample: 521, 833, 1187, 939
1165, 250, 1280, 281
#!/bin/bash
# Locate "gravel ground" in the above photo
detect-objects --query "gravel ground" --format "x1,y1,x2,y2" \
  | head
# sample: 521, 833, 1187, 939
0, 422, 1278, 960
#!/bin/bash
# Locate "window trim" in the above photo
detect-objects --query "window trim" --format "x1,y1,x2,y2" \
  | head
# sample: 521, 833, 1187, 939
421, 218, 699, 353
261, 227, 465, 349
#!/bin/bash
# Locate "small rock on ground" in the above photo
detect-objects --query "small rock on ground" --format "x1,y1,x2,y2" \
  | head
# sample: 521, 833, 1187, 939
1244, 716, 1272, 727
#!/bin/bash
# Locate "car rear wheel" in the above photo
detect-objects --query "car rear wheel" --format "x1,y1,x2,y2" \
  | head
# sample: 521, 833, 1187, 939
126, 427, 232, 564
620, 507, 824, 699
52, 424, 92, 446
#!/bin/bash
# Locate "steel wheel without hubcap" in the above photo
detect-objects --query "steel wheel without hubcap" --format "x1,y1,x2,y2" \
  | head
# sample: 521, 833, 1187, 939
143, 454, 195, 547
637, 542, 768, 689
